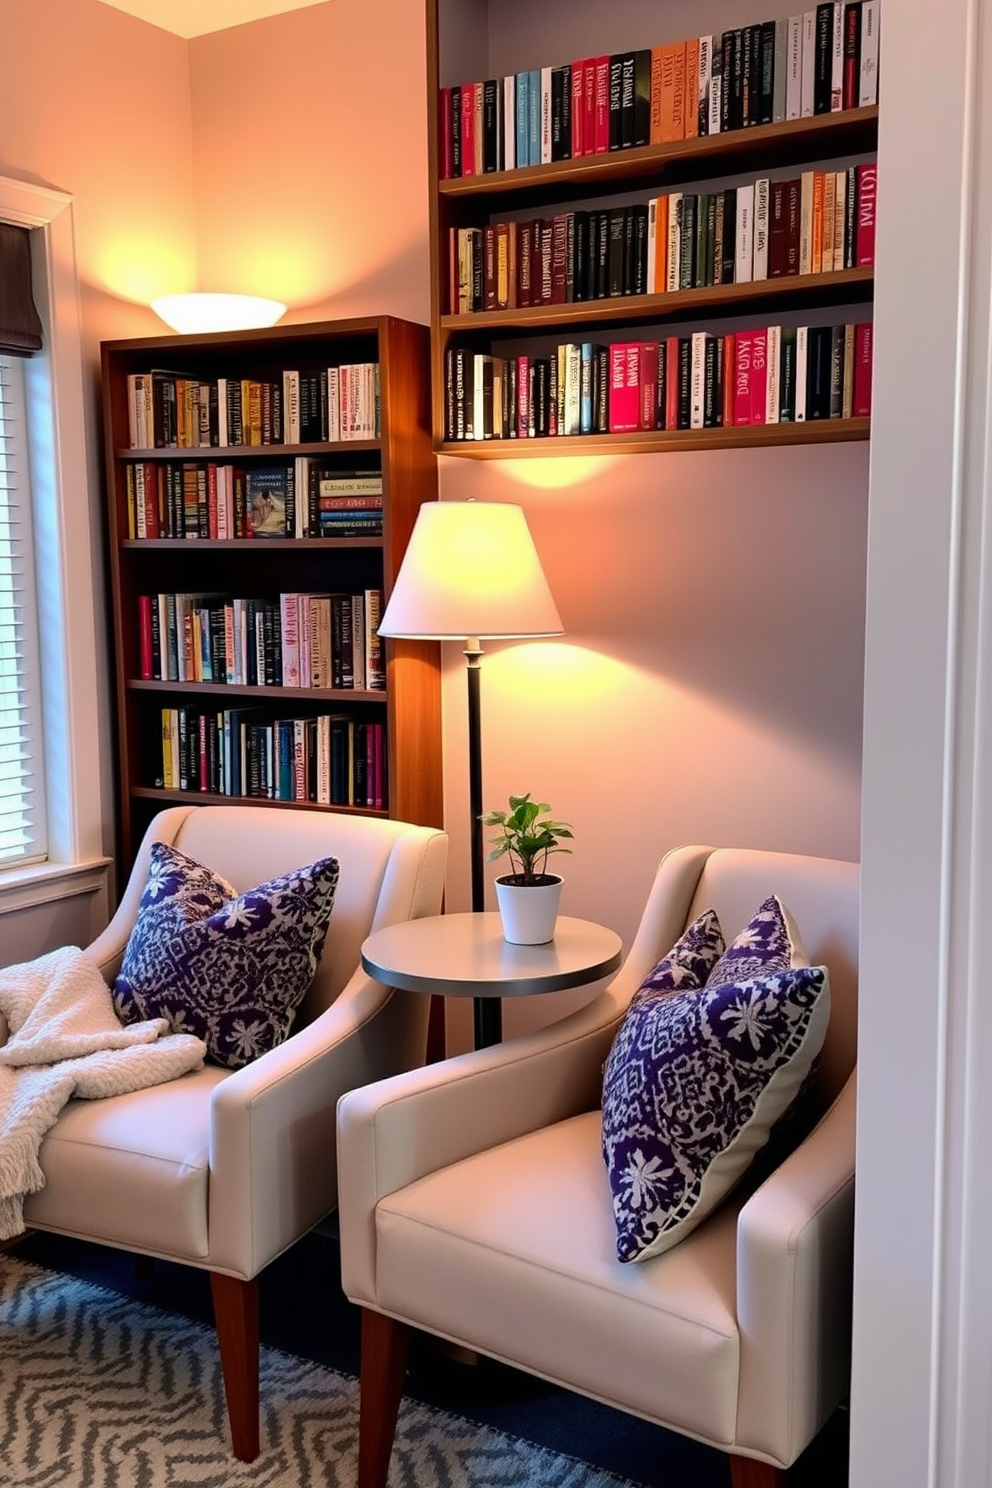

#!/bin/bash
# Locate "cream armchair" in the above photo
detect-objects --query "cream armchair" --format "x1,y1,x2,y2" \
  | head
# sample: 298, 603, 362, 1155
337, 845, 858, 1488
15, 803, 447, 1462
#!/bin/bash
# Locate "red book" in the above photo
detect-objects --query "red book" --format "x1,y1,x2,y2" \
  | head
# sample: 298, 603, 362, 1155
856, 162, 877, 265
583, 57, 597, 156
734, 332, 754, 426
722, 333, 736, 427
638, 342, 660, 429
842, 2, 861, 110
571, 60, 586, 157
438, 87, 454, 179
853, 322, 873, 415
665, 336, 680, 431
461, 81, 477, 176
137, 594, 154, 680
608, 342, 640, 432
593, 56, 611, 153
749, 329, 769, 425
144, 462, 160, 537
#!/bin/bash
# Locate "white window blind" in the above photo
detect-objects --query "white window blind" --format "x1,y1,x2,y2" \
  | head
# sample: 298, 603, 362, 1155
0, 352, 46, 865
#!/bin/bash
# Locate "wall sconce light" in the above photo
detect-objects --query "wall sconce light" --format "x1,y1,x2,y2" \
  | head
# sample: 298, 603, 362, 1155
151, 293, 287, 335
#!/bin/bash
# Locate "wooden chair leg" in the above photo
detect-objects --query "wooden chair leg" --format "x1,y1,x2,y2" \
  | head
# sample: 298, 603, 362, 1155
359, 1307, 410, 1488
210, 1271, 260, 1462
729, 1454, 788, 1487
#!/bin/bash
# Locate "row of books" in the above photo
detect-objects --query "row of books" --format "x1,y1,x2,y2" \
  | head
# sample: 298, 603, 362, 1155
125, 363, 381, 450
438, 1, 880, 178
449, 162, 876, 314
125, 461, 383, 541
444, 323, 873, 440
137, 588, 385, 692
157, 706, 386, 810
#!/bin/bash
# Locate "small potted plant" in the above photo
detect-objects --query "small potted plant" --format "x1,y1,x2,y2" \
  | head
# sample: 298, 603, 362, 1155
481, 793, 574, 944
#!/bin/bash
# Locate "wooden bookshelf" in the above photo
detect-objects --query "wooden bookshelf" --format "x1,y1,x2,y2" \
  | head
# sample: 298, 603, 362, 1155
100, 316, 442, 866
427, 0, 878, 453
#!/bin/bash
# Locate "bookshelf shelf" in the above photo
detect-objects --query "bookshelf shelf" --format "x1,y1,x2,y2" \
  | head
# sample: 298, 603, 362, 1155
427, 3, 878, 452
101, 315, 442, 866
435, 415, 869, 459
438, 105, 878, 203
441, 266, 873, 335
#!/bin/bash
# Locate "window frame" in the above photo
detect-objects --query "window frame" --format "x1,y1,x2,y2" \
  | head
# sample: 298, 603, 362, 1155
0, 175, 110, 912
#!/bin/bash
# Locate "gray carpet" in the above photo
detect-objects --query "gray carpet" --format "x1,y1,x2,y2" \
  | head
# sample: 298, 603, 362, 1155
0, 1255, 646, 1488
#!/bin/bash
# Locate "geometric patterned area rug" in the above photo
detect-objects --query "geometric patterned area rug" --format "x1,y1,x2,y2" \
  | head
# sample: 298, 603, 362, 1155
0, 1257, 645, 1488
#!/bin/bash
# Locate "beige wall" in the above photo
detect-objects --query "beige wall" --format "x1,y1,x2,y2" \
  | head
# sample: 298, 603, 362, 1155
3, 1, 866, 1050
187, 1, 432, 324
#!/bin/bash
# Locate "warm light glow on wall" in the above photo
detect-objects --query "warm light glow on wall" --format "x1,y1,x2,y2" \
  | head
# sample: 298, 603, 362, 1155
487, 641, 632, 705
151, 293, 287, 334
95, 240, 197, 306
496, 456, 621, 490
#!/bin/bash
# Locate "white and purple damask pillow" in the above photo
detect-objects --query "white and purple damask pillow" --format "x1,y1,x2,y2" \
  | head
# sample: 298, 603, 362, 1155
113, 842, 339, 1070
601, 895, 828, 1263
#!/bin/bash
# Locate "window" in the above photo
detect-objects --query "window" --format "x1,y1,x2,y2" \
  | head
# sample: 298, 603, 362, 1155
0, 175, 108, 915
0, 351, 46, 864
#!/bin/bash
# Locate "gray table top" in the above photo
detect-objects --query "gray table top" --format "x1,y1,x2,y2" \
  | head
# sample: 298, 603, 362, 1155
361, 911, 623, 1000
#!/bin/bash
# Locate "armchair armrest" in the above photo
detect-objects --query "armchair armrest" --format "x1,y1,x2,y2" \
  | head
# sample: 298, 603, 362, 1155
207, 966, 429, 1277
337, 985, 625, 1305
735, 1071, 857, 1466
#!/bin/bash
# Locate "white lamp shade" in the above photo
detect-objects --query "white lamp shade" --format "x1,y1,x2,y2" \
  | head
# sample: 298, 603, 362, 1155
379, 500, 563, 640
151, 293, 287, 334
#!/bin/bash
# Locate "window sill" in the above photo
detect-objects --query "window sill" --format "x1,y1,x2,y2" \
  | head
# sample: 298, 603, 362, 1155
0, 857, 112, 915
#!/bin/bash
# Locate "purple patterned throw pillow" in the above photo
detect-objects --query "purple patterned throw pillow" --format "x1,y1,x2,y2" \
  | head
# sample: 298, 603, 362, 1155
637, 908, 726, 997
706, 893, 808, 987
113, 842, 339, 1069
601, 896, 827, 1264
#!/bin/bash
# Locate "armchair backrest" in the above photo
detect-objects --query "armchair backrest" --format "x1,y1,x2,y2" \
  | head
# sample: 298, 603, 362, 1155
116, 805, 448, 1022
621, 845, 859, 1109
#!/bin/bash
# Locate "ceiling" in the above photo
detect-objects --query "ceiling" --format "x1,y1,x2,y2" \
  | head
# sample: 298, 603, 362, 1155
95, 0, 328, 40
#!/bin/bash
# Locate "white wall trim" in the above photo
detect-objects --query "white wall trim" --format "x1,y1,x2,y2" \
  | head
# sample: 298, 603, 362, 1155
0, 175, 108, 871
851, 1, 992, 1484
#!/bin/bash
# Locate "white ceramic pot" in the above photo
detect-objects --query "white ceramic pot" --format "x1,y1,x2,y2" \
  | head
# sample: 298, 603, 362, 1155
494, 874, 563, 945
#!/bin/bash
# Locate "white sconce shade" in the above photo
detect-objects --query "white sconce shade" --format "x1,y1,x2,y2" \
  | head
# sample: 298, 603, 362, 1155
379, 500, 563, 641
151, 293, 287, 335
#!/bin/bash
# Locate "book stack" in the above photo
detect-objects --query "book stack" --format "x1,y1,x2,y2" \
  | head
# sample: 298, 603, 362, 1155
158, 706, 386, 809
292, 461, 384, 539
448, 161, 875, 312
137, 588, 385, 692
437, 1, 880, 177
444, 322, 873, 439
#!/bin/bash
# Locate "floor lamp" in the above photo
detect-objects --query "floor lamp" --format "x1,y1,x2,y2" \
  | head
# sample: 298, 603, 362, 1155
377, 500, 564, 1047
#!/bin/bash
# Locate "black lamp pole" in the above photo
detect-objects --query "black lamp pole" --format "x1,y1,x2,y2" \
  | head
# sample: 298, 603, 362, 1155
465, 640, 501, 1048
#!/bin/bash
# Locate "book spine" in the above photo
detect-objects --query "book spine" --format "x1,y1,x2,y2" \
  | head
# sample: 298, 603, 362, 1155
801, 10, 817, 117
735, 331, 754, 425
753, 177, 770, 280
831, 1, 845, 111
735, 182, 755, 283
859, 0, 880, 105
853, 321, 873, 414
843, 1, 862, 110
856, 162, 878, 265
515, 71, 530, 167
750, 328, 768, 425
766, 324, 782, 424
795, 325, 809, 420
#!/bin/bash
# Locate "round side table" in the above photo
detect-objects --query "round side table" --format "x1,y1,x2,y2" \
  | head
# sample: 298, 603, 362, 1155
360, 911, 623, 1047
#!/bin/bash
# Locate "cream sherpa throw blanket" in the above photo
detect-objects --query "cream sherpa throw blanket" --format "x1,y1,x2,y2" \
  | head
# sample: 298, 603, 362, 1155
0, 945, 207, 1240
